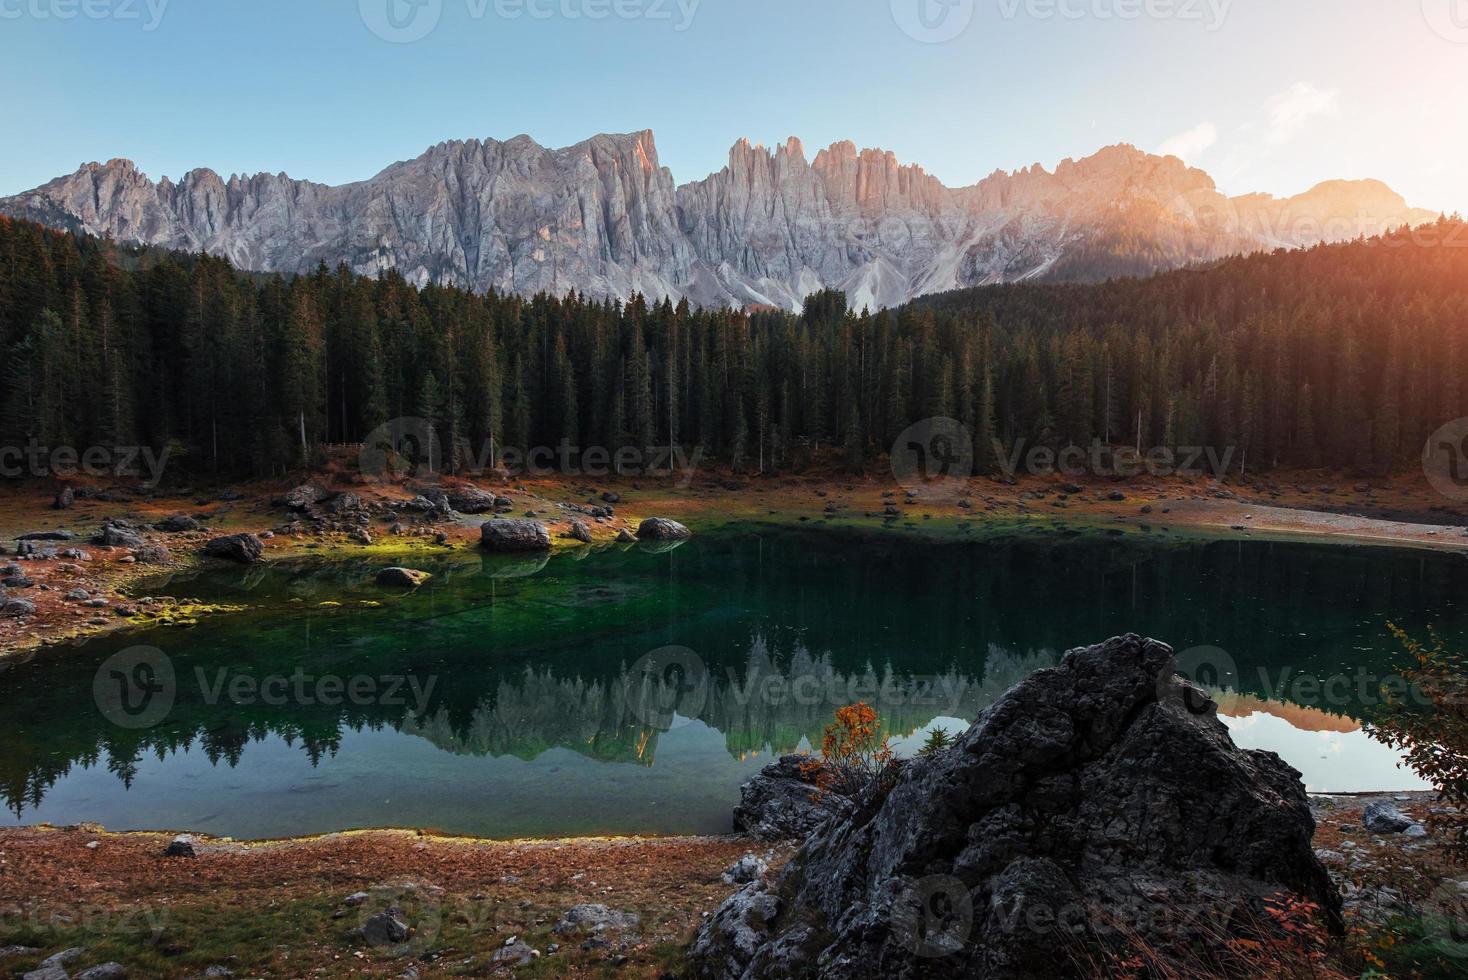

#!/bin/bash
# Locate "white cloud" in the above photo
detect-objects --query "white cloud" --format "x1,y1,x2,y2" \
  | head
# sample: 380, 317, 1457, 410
1264, 82, 1340, 146
1159, 123, 1219, 164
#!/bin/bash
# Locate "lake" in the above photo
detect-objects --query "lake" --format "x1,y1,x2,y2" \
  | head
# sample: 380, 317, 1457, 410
2, 526, 1462, 840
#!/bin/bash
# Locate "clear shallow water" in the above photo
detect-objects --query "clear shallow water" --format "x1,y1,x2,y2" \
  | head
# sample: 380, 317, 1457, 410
2, 526, 1461, 839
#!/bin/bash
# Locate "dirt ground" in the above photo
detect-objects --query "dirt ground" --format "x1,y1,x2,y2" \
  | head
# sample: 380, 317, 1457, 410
2, 795, 1464, 978
0, 826, 776, 978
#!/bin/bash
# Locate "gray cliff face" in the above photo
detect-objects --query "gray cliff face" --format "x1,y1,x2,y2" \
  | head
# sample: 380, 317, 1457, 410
1, 133, 1436, 311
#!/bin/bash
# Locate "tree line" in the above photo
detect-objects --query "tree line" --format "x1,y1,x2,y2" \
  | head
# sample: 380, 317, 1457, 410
1, 214, 1465, 480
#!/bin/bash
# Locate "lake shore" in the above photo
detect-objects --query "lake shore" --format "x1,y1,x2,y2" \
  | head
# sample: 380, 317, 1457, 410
0, 792, 1457, 979
4, 464, 1467, 662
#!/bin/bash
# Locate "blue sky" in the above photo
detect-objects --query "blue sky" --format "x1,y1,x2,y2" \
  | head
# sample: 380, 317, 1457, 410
2, 0, 1465, 213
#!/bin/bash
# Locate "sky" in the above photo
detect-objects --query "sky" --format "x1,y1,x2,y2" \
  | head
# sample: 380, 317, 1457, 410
1, 0, 1465, 214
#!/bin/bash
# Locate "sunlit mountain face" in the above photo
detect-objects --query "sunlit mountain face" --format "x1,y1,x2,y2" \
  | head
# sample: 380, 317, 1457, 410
0, 135, 1435, 313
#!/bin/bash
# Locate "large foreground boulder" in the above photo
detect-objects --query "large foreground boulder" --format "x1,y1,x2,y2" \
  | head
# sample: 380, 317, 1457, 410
689, 635, 1341, 979
480, 520, 551, 552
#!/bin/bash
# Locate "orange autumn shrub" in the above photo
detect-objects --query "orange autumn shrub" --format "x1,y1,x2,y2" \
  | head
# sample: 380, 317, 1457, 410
801, 702, 901, 803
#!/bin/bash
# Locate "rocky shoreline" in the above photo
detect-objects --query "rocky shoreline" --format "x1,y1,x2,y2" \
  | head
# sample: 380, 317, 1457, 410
3, 466, 1466, 661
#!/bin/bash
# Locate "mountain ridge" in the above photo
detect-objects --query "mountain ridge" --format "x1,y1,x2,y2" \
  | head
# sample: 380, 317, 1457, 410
1, 130, 1437, 311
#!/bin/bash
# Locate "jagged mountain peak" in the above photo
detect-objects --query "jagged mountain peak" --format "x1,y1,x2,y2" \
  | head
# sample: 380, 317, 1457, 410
1, 131, 1435, 311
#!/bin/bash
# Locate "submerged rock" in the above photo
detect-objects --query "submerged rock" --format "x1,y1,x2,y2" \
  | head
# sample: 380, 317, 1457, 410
637, 517, 691, 541
689, 634, 1341, 979
376, 568, 431, 588
480, 520, 551, 553
204, 534, 264, 565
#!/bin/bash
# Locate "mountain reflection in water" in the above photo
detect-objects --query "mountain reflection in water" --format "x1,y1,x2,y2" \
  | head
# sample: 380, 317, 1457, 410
1, 527, 1458, 838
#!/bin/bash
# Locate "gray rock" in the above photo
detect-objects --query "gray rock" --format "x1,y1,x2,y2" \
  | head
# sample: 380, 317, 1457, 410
164, 835, 196, 858
721, 854, 769, 885
204, 534, 264, 564
53, 487, 75, 510
76, 964, 127, 980
445, 485, 497, 514
155, 514, 199, 533
733, 755, 846, 841
22, 967, 69, 980
18, 530, 75, 541
480, 520, 551, 553
616, 529, 637, 543
565, 520, 592, 543
1, 598, 36, 618
40, 948, 86, 969
637, 517, 692, 541
1363, 802, 1415, 834
324, 492, 362, 515
376, 568, 431, 588
359, 910, 409, 947
0, 947, 41, 959
94, 524, 143, 549
552, 904, 640, 936
688, 634, 1342, 980
490, 940, 536, 967
279, 484, 327, 510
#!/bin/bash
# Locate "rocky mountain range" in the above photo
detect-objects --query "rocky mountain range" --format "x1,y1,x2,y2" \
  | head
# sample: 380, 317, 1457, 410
0, 131, 1437, 311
